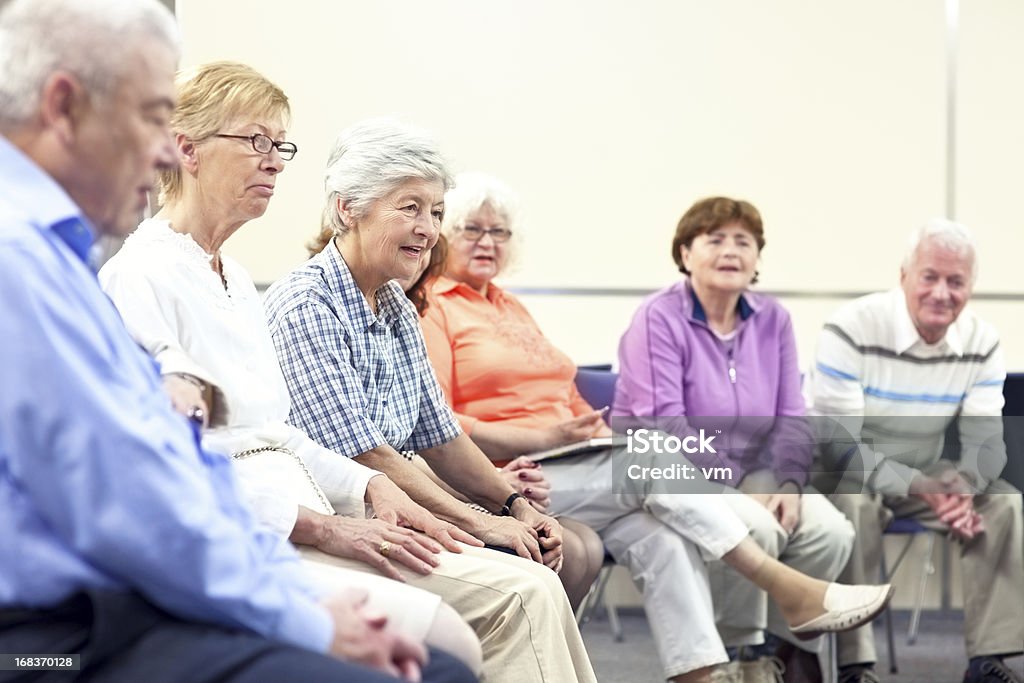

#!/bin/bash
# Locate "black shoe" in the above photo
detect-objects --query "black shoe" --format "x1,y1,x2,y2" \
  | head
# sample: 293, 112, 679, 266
838, 665, 881, 683
963, 657, 1024, 683
774, 640, 821, 683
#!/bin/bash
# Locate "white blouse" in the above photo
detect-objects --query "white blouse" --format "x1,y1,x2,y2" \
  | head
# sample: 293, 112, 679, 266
99, 219, 378, 535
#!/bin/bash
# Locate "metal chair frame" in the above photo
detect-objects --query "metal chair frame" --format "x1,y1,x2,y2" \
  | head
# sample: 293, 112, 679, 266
879, 518, 943, 674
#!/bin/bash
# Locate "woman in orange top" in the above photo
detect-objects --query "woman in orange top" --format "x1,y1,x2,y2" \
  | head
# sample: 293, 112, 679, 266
419, 172, 894, 683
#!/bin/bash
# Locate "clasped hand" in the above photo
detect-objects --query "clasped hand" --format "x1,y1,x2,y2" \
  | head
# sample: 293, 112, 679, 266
323, 589, 427, 682
909, 471, 985, 541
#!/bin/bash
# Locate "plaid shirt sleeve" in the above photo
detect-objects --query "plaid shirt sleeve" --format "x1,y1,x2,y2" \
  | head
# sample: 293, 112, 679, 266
269, 296, 388, 458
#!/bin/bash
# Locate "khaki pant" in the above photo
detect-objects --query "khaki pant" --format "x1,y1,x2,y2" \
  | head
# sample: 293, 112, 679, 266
830, 477, 1024, 665
302, 543, 596, 683
711, 491, 856, 649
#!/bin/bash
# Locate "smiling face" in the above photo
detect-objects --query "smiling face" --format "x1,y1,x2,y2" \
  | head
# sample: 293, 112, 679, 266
188, 114, 288, 225
680, 221, 759, 296
445, 203, 509, 294
900, 239, 974, 344
342, 177, 444, 291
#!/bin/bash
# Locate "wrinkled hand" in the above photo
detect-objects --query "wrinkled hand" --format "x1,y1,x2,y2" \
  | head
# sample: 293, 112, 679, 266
473, 513, 543, 563
916, 490, 984, 541
542, 410, 608, 449
317, 516, 442, 582
323, 589, 427, 682
513, 502, 564, 572
365, 476, 482, 552
161, 374, 208, 427
909, 472, 985, 541
745, 481, 802, 535
759, 492, 801, 535
501, 457, 551, 512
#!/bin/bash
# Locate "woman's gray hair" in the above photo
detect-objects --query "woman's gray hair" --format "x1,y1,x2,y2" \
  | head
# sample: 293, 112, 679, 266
0, 0, 180, 128
441, 171, 519, 236
441, 171, 521, 268
902, 218, 978, 283
322, 118, 454, 236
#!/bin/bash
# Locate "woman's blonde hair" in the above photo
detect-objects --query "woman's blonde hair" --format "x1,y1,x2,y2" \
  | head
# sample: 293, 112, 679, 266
158, 61, 289, 205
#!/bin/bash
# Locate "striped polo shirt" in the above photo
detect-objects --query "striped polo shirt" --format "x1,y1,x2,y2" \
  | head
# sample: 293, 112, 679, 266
810, 288, 1005, 496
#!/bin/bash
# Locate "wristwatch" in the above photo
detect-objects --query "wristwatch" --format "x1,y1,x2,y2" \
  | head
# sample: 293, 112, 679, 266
500, 492, 526, 516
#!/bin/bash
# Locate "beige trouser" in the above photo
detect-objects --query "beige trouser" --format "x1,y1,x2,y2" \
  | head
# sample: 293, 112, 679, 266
302, 543, 596, 683
830, 476, 1024, 665
711, 491, 856, 649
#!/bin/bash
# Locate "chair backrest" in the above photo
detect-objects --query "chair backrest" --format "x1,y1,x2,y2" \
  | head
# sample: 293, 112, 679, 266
1000, 373, 1024, 491
574, 367, 619, 424
1003, 373, 1024, 416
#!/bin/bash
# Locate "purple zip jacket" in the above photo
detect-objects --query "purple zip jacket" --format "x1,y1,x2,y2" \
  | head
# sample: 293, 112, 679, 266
613, 278, 811, 487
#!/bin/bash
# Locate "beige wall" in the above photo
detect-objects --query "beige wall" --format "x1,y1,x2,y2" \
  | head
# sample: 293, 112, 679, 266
176, 0, 1024, 369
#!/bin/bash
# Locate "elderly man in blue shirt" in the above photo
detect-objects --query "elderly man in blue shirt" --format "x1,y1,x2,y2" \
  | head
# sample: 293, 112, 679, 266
0, 2, 476, 682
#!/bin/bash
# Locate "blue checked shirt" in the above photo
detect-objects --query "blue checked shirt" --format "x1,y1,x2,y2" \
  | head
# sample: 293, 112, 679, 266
0, 135, 332, 653
265, 243, 462, 457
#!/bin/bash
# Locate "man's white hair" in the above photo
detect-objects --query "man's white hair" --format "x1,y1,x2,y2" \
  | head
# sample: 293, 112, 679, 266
902, 218, 978, 284
0, 0, 180, 128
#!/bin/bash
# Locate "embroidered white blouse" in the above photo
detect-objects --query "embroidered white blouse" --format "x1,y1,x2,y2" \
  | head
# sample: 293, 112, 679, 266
99, 219, 379, 535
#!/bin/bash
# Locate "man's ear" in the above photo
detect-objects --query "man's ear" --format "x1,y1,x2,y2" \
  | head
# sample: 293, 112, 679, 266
39, 71, 87, 143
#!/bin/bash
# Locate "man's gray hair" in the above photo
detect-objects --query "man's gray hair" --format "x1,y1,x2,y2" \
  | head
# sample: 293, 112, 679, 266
322, 118, 454, 236
0, 0, 180, 128
902, 218, 978, 283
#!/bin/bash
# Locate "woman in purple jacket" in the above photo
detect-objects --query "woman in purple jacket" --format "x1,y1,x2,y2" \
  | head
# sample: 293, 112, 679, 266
616, 196, 859, 675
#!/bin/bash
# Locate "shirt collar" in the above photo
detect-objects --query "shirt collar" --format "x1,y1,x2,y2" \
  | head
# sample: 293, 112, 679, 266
433, 275, 505, 303
889, 287, 964, 356
686, 278, 757, 323
0, 134, 97, 264
322, 242, 404, 330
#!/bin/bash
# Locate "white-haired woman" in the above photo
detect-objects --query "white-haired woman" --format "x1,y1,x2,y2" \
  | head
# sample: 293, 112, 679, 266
265, 119, 596, 683
420, 172, 896, 683
98, 62, 496, 677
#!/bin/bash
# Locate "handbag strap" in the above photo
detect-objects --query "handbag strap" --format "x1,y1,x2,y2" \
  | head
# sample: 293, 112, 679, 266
232, 446, 333, 515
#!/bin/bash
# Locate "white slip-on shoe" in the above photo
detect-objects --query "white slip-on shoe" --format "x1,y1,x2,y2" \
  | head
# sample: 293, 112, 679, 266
790, 583, 895, 640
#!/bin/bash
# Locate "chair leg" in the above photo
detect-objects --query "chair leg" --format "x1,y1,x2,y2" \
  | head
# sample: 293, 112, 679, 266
577, 564, 613, 626
577, 562, 627, 642
907, 533, 936, 645
881, 539, 899, 674
818, 633, 839, 683
607, 599, 624, 642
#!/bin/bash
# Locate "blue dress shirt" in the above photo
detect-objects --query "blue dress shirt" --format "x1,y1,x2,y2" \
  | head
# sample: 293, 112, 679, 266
0, 135, 332, 653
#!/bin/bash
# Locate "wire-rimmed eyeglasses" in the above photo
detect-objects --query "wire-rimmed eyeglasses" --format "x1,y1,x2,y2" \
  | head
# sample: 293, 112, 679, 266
459, 225, 513, 243
213, 133, 298, 161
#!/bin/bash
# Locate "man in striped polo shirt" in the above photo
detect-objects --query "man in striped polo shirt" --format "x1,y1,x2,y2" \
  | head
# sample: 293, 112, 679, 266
810, 219, 1023, 683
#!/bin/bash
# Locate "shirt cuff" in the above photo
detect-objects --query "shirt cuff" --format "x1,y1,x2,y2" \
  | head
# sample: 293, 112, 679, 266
274, 595, 334, 654
870, 459, 922, 497
156, 349, 229, 427
230, 471, 301, 538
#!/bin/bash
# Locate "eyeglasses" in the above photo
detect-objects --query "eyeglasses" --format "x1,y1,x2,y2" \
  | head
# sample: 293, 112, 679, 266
460, 225, 513, 243
213, 133, 298, 161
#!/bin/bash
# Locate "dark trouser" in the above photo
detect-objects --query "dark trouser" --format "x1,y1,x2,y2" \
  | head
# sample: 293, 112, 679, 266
0, 590, 476, 683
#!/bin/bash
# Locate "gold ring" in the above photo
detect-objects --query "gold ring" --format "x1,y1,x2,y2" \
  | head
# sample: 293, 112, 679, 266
379, 541, 392, 558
